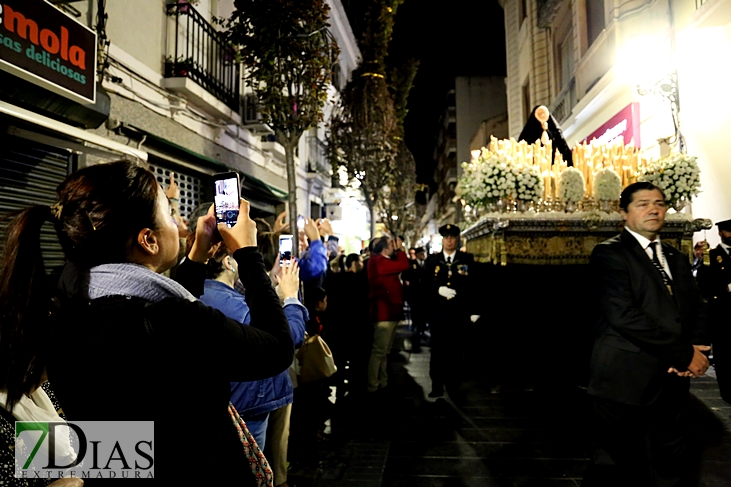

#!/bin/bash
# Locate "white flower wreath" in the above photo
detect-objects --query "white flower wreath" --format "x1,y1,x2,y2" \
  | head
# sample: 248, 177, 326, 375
558, 167, 586, 203
639, 153, 701, 207
593, 167, 622, 201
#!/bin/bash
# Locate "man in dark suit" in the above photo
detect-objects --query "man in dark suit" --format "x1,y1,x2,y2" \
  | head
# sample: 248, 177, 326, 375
584, 182, 710, 486
423, 224, 480, 398
708, 218, 731, 404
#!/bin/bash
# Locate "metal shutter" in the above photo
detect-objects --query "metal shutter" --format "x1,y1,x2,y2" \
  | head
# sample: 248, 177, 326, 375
0, 135, 71, 274
146, 160, 209, 221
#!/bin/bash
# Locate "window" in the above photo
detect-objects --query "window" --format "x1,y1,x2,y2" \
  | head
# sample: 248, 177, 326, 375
522, 77, 531, 125
519, 0, 528, 25
586, 0, 605, 48
557, 31, 574, 90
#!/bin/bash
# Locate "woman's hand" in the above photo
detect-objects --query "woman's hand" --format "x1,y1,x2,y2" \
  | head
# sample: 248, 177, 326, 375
218, 198, 257, 251
273, 211, 288, 233
187, 205, 220, 264
276, 259, 300, 299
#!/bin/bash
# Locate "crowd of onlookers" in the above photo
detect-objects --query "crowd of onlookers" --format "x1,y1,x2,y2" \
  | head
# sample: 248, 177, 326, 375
0, 161, 424, 487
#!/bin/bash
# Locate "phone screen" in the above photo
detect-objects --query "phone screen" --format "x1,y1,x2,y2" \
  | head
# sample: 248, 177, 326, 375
297, 215, 305, 229
214, 175, 240, 228
279, 234, 293, 266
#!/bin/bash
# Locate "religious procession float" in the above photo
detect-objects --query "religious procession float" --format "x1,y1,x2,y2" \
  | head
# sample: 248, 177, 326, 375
457, 107, 710, 266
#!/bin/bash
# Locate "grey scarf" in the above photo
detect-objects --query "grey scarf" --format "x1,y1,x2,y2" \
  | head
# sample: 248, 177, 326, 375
86, 263, 196, 303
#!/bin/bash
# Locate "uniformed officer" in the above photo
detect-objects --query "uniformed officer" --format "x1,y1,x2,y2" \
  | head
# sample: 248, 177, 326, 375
423, 224, 481, 398
709, 218, 731, 403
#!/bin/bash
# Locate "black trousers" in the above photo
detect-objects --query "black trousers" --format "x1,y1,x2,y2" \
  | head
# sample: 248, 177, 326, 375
429, 316, 469, 391
583, 383, 690, 487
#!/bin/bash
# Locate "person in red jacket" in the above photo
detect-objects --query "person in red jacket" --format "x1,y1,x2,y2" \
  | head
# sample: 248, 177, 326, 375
366, 236, 410, 392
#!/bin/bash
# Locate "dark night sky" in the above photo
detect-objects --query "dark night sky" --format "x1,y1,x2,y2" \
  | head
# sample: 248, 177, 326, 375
371, 0, 507, 185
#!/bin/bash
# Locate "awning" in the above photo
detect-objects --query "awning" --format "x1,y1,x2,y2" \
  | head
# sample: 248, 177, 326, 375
0, 100, 147, 161
126, 125, 287, 204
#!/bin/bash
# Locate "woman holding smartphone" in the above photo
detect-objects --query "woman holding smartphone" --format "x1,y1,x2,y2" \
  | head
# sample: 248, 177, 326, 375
0, 161, 293, 484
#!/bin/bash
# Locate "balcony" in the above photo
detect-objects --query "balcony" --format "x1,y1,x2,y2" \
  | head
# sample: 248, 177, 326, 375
164, 2, 240, 115
549, 77, 577, 126
306, 136, 331, 178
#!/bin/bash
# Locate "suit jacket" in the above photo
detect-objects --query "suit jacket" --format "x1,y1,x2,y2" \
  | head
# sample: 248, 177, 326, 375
424, 250, 478, 321
708, 245, 731, 337
587, 230, 708, 406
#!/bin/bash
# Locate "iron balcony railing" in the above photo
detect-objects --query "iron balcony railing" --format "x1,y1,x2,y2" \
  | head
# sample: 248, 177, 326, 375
165, 2, 240, 111
549, 77, 577, 126
307, 136, 331, 176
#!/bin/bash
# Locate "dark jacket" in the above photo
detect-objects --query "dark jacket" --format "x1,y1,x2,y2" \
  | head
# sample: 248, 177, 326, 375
367, 251, 409, 322
423, 250, 479, 321
47, 248, 294, 484
587, 231, 708, 406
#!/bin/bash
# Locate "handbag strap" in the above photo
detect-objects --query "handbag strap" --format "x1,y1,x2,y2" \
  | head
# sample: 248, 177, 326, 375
227, 402, 274, 487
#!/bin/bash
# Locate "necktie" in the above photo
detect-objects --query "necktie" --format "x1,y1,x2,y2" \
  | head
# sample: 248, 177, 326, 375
649, 242, 673, 295
446, 256, 452, 264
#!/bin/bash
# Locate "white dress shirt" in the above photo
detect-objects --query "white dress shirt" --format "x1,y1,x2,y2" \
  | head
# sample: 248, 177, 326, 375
625, 227, 673, 279
443, 250, 457, 263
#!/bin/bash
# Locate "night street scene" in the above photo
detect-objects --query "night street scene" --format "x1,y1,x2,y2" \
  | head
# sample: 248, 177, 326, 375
0, 0, 730, 485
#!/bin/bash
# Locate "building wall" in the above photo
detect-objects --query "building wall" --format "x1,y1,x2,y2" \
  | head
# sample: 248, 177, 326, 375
106, 0, 167, 75
455, 76, 507, 169
502, 0, 731, 246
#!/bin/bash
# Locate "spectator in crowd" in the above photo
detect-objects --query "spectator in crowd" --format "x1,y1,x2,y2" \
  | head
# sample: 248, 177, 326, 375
366, 236, 409, 393
199, 245, 306, 452
0, 161, 293, 483
403, 246, 429, 352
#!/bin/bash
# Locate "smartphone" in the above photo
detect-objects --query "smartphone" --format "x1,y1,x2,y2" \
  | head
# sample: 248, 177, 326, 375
213, 171, 241, 228
279, 234, 293, 266
297, 215, 305, 230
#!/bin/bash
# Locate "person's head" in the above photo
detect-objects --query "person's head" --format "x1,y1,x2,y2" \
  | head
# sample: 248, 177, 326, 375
206, 243, 238, 286
329, 254, 345, 273
619, 182, 667, 240
415, 247, 426, 261
439, 224, 460, 252
345, 253, 363, 272
257, 231, 279, 272
716, 219, 731, 246
694, 240, 707, 260
408, 247, 417, 260
307, 286, 328, 312
372, 236, 392, 257
0, 160, 175, 411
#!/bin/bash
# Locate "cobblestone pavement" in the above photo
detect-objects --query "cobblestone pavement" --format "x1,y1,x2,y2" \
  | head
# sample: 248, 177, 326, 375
286, 324, 731, 487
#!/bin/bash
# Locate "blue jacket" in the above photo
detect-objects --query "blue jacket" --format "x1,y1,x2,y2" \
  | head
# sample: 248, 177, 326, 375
299, 239, 328, 283
200, 280, 307, 417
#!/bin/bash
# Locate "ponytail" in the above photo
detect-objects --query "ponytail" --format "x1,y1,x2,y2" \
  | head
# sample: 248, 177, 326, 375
0, 205, 56, 412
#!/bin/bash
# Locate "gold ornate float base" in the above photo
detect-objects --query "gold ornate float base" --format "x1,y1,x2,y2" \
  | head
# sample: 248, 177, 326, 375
462, 214, 711, 266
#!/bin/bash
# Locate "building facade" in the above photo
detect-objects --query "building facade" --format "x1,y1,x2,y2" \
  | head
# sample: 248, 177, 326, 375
0, 0, 360, 268
500, 0, 731, 246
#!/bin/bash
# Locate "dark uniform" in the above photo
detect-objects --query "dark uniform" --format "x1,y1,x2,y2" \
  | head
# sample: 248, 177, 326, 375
403, 247, 428, 351
424, 224, 479, 397
709, 219, 731, 403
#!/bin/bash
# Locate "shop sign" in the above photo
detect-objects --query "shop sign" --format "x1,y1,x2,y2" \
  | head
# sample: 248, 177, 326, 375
0, 0, 96, 104
583, 102, 641, 148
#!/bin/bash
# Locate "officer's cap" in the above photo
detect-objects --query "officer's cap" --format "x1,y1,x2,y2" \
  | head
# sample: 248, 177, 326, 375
716, 218, 731, 232
414, 247, 425, 254
439, 224, 460, 237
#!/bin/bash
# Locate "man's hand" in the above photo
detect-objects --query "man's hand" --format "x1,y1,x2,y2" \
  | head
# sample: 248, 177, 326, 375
276, 259, 300, 299
470, 315, 480, 323
273, 211, 288, 233
317, 218, 333, 239
303, 217, 319, 243
438, 286, 456, 299
687, 345, 711, 377
165, 172, 180, 200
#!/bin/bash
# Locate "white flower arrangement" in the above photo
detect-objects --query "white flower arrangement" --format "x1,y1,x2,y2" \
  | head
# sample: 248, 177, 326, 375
639, 153, 701, 207
457, 150, 514, 207
512, 163, 544, 202
558, 167, 586, 203
593, 167, 622, 201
